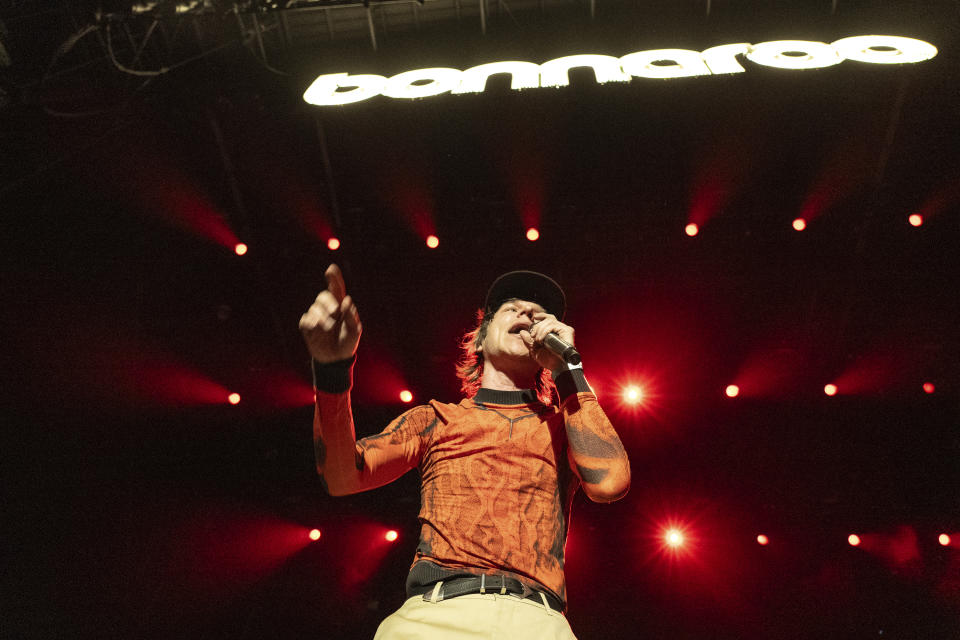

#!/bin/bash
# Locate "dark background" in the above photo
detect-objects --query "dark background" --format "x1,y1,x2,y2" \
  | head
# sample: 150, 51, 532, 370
3, 1, 960, 638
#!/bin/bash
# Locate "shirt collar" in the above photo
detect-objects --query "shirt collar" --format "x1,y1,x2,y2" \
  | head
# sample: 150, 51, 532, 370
473, 388, 540, 405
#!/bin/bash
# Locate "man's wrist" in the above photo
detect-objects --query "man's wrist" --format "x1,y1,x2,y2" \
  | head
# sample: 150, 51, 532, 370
551, 361, 583, 378
553, 364, 590, 401
312, 354, 356, 394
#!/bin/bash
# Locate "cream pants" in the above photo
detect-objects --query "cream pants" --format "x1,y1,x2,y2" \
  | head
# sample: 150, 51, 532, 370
373, 591, 578, 640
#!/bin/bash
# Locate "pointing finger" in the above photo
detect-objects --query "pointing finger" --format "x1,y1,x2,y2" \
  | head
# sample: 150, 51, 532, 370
325, 264, 347, 303
341, 295, 361, 331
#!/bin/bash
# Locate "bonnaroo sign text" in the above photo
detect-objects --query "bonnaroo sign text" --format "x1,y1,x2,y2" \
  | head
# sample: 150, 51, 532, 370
303, 35, 937, 106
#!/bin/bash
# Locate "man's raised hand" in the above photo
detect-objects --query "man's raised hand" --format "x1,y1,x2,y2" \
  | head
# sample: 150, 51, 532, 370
299, 264, 362, 363
520, 311, 575, 374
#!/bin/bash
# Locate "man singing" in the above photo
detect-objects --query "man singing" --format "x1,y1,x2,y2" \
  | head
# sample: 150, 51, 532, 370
300, 265, 630, 639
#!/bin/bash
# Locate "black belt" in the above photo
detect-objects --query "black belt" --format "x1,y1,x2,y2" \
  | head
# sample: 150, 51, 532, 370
410, 575, 565, 613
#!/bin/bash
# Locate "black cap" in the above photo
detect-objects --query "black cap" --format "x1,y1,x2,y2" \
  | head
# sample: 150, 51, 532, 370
484, 270, 566, 319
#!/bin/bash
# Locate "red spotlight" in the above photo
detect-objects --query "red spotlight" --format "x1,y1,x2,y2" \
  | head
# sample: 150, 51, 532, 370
622, 385, 644, 405
685, 223, 699, 237
309, 528, 322, 541
399, 390, 413, 403
665, 529, 685, 548
526, 227, 540, 242
327, 237, 341, 251
848, 534, 861, 546
228, 392, 241, 405
385, 530, 399, 542
425, 235, 439, 249
824, 384, 838, 397
234, 243, 248, 256
923, 382, 935, 394
939, 534, 951, 547
757, 534, 769, 546
725, 384, 740, 398
792, 218, 807, 231
908, 214, 923, 227
656, 519, 695, 557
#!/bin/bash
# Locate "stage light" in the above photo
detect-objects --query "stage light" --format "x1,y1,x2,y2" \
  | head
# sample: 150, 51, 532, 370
685, 223, 699, 237
939, 534, 951, 546
426, 235, 440, 249
909, 214, 923, 227
622, 385, 644, 405
848, 534, 861, 546
309, 529, 322, 541
725, 384, 740, 398
385, 530, 399, 542
665, 529, 684, 548
526, 227, 540, 242
228, 392, 241, 405
824, 384, 838, 396
399, 390, 413, 403
234, 243, 248, 256
757, 534, 769, 545
327, 237, 341, 251
923, 382, 935, 394
792, 218, 806, 231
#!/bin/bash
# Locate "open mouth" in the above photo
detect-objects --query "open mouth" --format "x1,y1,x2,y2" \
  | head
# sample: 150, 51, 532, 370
508, 322, 531, 335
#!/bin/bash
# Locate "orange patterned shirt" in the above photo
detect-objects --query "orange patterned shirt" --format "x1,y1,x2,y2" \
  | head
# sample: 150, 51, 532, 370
313, 363, 629, 607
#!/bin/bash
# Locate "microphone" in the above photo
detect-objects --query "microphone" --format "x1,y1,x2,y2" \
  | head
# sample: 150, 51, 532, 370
542, 332, 582, 366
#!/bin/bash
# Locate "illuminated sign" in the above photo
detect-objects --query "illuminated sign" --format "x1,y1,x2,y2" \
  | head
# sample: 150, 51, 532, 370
303, 35, 936, 106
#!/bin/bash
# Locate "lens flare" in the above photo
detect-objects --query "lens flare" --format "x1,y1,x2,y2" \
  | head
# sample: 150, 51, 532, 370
622, 385, 644, 405
665, 529, 684, 547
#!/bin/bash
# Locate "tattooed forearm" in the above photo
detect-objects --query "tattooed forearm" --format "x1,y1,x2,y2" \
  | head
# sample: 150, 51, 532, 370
576, 465, 609, 485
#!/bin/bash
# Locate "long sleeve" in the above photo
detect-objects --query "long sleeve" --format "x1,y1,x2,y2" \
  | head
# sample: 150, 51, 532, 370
555, 368, 631, 503
312, 357, 434, 496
